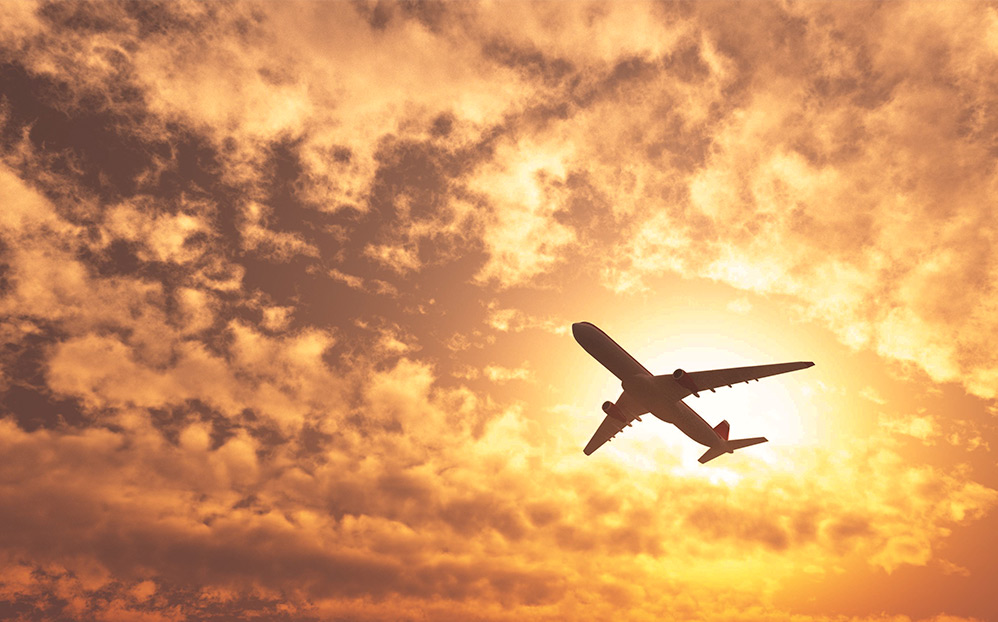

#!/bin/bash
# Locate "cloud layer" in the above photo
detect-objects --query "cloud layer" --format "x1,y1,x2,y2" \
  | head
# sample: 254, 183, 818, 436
1, 2, 997, 620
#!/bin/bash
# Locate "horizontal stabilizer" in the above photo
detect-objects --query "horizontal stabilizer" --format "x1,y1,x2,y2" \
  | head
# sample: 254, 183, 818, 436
727, 436, 767, 451
698, 436, 768, 464
697, 445, 727, 464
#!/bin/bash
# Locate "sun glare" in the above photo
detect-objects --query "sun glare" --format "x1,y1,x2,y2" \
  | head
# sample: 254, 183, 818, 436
561, 282, 828, 481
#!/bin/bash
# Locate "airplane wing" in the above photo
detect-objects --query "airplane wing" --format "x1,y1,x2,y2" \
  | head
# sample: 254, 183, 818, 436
684, 361, 814, 394
583, 391, 648, 455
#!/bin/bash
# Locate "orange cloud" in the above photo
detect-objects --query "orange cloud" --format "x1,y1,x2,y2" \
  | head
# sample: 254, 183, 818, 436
2, 2, 997, 620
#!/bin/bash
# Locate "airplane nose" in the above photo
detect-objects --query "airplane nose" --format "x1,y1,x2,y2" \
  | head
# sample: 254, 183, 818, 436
572, 322, 600, 347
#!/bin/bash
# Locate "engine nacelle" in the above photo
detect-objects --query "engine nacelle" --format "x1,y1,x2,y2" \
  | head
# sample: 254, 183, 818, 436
672, 368, 700, 397
602, 400, 628, 422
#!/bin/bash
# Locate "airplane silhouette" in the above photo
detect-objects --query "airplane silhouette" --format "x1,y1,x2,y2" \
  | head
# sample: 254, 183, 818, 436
573, 322, 813, 463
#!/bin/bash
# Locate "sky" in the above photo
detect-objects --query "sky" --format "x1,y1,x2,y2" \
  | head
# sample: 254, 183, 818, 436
1, 1, 997, 620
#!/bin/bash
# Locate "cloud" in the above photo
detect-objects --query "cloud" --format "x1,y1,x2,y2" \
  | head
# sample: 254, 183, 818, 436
577, 3, 998, 399
102, 197, 213, 265
878, 411, 990, 452
238, 201, 319, 262
860, 387, 887, 405
2, 398, 993, 620
456, 364, 533, 383
879, 413, 939, 443
3, 2, 998, 620
470, 137, 576, 287
0, 179, 995, 615
727, 297, 753, 315
483, 364, 532, 383
485, 303, 568, 335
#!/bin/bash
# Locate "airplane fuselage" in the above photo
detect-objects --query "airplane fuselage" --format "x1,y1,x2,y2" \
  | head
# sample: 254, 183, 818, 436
573, 322, 723, 449
620, 374, 721, 447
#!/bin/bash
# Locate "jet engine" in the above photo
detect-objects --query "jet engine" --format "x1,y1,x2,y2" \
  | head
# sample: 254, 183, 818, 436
672, 368, 700, 397
601, 401, 628, 423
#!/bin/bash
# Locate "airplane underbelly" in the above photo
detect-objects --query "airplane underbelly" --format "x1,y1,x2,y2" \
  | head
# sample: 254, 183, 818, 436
572, 322, 651, 381
620, 373, 722, 448
655, 400, 719, 447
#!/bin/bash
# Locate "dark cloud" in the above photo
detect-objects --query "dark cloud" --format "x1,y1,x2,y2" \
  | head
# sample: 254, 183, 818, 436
483, 39, 576, 87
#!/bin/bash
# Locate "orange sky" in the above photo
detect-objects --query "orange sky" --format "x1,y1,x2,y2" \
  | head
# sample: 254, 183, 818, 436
1, 2, 997, 620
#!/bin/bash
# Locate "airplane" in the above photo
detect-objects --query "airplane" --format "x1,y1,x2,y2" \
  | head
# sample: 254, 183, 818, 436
573, 322, 814, 463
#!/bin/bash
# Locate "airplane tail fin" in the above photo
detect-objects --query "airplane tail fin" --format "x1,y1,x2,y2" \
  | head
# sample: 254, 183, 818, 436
713, 420, 729, 440
697, 436, 768, 464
